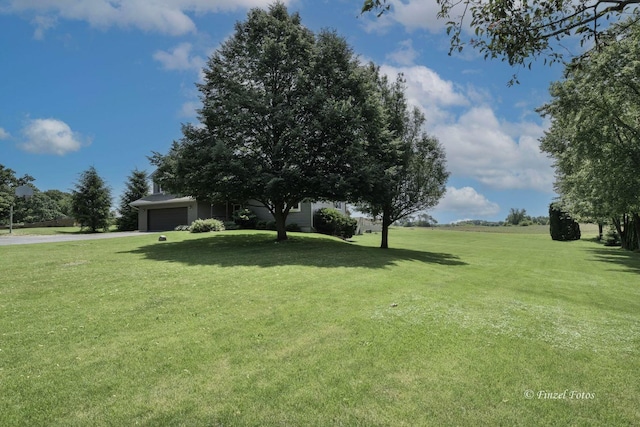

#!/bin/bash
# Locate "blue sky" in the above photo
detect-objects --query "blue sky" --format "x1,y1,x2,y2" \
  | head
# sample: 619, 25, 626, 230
0, 0, 564, 224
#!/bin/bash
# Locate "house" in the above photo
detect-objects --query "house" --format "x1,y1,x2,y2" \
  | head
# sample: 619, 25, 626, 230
130, 181, 347, 232
355, 217, 382, 235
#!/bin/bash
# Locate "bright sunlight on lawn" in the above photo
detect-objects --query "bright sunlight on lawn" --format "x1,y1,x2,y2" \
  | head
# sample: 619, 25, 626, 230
1, 227, 638, 425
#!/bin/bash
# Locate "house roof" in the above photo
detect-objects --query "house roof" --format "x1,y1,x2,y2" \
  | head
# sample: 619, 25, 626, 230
130, 193, 195, 208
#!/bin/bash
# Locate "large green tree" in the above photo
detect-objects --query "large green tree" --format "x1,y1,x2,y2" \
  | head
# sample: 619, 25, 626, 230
0, 164, 18, 223
117, 169, 149, 231
1, 164, 73, 225
152, 3, 377, 241
0, 165, 34, 225
71, 166, 112, 233
43, 189, 73, 217
538, 20, 640, 250
356, 72, 449, 249
362, 0, 640, 77
12, 189, 67, 224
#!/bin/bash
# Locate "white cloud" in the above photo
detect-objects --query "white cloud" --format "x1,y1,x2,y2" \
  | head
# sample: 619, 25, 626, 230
380, 64, 468, 124
435, 186, 500, 217
3, 0, 290, 37
378, 63, 553, 193
20, 118, 88, 155
386, 39, 419, 65
0, 127, 10, 139
361, 0, 472, 36
31, 15, 57, 39
153, 42, 205, 71
179, 101, 199, 118
389, 0, 445, 33
381, 64, 467, 107
361, 0, 460, 34
433, 106, 554, 192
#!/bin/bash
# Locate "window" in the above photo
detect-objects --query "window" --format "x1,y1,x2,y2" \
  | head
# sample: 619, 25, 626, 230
334, 202, 342, 209
153, 182, 163, 194
289, 202, 301, 212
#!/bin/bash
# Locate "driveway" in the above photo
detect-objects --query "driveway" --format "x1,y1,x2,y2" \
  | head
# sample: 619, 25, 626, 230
0, 231, 151, 246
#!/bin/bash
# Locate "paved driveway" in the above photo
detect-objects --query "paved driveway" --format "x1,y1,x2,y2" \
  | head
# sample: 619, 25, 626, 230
0, 231, 149, 246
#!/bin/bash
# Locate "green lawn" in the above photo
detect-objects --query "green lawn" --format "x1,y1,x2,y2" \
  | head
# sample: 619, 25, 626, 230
1, 227, 638, 426
0, 226, 119, 236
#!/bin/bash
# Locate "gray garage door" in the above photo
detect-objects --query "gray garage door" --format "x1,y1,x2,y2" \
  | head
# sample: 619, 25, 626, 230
148, 207, 188, 231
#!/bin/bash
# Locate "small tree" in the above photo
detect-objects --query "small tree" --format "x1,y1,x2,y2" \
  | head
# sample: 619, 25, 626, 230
505, 208, 529, 226
71, 166, 112, 232
117, 169, 149, 231
549, 203, 581, 241
355, 72, 449, 249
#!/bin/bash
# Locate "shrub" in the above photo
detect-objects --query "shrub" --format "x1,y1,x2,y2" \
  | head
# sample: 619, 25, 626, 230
266, 221, 277, 231
173, 225, 190, 231
190, 218, 225, 233
603, 227, 620, 246
224, 221, 240, 230
549, 203, 580, 241
256, 220, 268, 230
232, 208, 258, 229
286, 223, 301, 232
313, 207, 357, 238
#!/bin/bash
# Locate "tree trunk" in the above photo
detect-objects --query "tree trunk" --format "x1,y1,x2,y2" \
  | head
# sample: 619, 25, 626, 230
380, 209, 391, 249
613, 215, 631, 250
598, 222, 603, 241
612, 217, 625, 249
273, 206, 288, 242
633, 213, 640, 251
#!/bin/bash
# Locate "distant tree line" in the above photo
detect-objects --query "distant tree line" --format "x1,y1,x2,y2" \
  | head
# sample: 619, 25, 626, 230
504, 208, 549, 226
0, 164, 72, 224
396, 213, 438, 228
1, 163, 149, 233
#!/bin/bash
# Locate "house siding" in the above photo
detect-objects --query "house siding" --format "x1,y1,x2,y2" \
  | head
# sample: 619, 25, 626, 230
134, 198, 201, 231
246, 200, 347, 232
131, 185, 349, 233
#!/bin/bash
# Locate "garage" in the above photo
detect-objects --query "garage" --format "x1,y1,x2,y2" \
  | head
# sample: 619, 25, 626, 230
147, 207, 188, 231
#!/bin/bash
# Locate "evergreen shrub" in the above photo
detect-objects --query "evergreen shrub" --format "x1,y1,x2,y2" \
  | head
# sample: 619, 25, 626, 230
313, 208, 357, 238
232, 208, 258, 229
549, 204, 581, 241
190, 218, 225, 233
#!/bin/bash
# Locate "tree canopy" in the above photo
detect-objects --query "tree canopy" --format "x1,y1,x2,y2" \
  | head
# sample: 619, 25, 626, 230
362, 0, 640, 78
1, 164, 34, 223
1, 164, 71, 225
538, 19, 640, 249
12, 189, 68, 224
152, 3, 380, 241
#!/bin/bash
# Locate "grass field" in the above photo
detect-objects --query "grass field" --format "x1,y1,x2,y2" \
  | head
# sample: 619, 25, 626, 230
0, 226, 115, 236
1, 226, 638, 426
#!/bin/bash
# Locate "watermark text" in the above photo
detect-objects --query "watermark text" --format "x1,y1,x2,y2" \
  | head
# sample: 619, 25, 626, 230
524, 389, 595, 400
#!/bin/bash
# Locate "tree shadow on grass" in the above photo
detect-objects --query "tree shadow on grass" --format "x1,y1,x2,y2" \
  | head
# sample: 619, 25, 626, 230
586, 247, 640, 275
120, 233, 467, 269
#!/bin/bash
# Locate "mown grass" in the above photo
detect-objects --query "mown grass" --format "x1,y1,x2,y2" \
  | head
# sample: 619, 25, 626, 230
0, 227, 638, 426
0, 226, 119, 236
